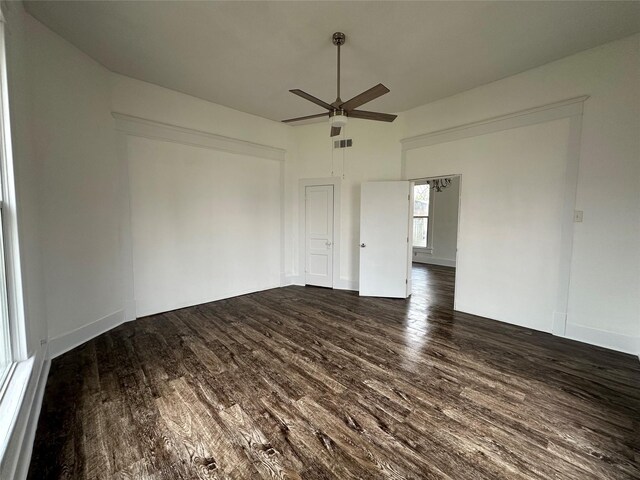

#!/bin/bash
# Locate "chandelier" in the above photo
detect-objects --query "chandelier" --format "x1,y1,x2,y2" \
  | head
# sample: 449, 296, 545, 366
429, 177, 452, 192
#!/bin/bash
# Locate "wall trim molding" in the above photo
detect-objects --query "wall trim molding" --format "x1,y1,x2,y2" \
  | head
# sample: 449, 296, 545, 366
401, 95, 589, 342
48, 310, 126, 359
400, 95, 589, 152
112, 112, 286, 162
564, 323, 639, 356
135, 284, 281, 319
335, 278, 358, 292
281, 274, 303, 287
412, 257, 456, 268
280, 274, 357, 292
0, 345, 49, 480
115, 113, 287, 321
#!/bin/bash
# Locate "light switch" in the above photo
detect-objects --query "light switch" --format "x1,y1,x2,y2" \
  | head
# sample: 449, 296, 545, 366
574, 210, 584, 223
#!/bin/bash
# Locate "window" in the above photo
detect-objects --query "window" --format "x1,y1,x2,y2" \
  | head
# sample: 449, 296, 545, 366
0, 8, 32, 466
0, 167, 9, 386
0, 250, 8, 386
413, 182, 430, 248
0, 12, 10, 387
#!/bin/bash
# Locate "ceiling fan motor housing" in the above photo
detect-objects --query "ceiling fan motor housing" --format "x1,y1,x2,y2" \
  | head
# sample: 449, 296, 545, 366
282, 31, 396, 135
330, 110, 348, 128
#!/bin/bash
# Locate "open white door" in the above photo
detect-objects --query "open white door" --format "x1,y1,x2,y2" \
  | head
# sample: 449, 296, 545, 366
359, 181, 411, 298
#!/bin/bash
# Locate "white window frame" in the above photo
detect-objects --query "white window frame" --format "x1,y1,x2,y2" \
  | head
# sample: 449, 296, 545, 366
0, 7, 26, 363
412, 180, 435, 253
0, 5, 31, 467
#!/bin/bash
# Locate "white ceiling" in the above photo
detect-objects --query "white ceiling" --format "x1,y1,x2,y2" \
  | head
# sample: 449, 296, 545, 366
24, 1, 640, 122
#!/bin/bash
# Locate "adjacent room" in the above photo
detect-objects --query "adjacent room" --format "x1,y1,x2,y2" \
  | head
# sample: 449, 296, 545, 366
0, 1, 638, 479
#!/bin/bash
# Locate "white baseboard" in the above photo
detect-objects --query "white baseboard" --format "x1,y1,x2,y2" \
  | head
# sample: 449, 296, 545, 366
281, 274, 357, 291
335, 278, 358, 291
124, 299, 137, 322
136, 283, 282, 318
551, 311, 567, 336
0, 345, 50, 480
563, 323, 639, 356
281, 274, 303, 287
412, 257, 456, 267
48, 310, 125, 359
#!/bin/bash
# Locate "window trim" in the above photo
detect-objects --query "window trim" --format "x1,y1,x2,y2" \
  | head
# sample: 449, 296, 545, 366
412, 181, 434, 251
0, 6, 33, 469
0, 9, 26, 363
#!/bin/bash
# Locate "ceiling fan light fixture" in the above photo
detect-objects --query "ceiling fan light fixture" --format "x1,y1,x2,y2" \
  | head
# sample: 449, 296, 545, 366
330, 111, 348, 128
283, 31, 395, 136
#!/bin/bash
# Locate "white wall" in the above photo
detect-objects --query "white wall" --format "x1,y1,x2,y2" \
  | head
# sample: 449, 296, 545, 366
4, 9, 297, 353
4, 3, 47, 355
110, 74, 295, 150
406, 119, 572, 333
290, 118, 404, 288
4, 3, 639, 358
127, 136, 282, 317
403, 33, 640, 349
111, 74, 295, 318
4, 5, 125, 352
413, 176, 460, 267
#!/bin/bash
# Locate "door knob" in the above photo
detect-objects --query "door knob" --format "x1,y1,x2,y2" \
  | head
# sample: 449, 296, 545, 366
326, 241, 332, 247
360, 243, 366, 248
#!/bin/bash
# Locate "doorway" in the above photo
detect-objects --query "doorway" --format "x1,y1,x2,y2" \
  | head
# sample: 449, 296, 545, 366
299, 178, 341, 289
410, 175, 461, 305
305, 185, 334, 287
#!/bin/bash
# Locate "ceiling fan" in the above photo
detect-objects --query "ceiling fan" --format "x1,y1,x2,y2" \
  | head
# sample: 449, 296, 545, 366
282, 32, 397, 137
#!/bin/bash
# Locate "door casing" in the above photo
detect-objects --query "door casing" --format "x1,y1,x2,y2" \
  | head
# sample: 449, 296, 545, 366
298, 177, 341, 289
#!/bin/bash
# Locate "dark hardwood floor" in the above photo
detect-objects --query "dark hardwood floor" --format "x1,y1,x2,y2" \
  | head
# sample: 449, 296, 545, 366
28, 264, 640, 479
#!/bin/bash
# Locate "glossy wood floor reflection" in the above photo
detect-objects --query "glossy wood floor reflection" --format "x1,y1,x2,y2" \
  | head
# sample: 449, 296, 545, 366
29, 264, 640, 479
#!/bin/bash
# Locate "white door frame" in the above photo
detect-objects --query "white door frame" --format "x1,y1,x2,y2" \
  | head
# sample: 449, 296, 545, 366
298, 177, 341, 289
400, 96, 587, 337
409, 174, 463, 309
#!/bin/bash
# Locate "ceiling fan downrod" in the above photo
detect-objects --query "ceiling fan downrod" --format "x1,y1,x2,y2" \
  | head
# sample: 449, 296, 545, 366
282, 31, 396, 137
332, 32, 346, 105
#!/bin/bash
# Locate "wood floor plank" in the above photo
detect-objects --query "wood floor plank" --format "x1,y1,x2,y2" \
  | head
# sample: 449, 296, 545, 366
28, 264, 640, 479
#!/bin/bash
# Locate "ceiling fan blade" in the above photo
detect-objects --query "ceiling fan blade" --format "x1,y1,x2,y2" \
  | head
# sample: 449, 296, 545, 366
330, 126, 341, 137
290, 89, 334, 110
282, 112, 329, 123
349, 110, 397, 122
340, 83, 390, 111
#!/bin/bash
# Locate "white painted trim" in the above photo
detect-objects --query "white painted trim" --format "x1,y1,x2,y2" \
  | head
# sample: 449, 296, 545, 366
279, 154, 286, 290
0, 17, 27, 360
0, 358, 32, 469
400, 96, 589, 151
401, 97, 588, 340
0, 344, 49, 480
412, 258, 456, 268
112, 112, 286, 162
116, 114, 287, 315
281, 274, 303, 287
335, 278, 358, 292
408, 174, 463, 308
298, 177, 342, 289
135, 284, 281, 319
552, 114, 583, 338
48, 310, 126, 359
552, 312, 567, 336
115, 130, 137, 323
564, 323, 639, 356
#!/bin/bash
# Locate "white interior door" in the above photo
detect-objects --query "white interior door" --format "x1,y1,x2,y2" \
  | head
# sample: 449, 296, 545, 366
359, 181, 411, 298
305, 185, 334, 288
